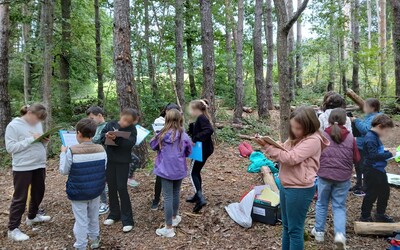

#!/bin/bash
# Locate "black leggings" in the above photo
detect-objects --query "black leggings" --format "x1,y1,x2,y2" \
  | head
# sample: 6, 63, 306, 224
153, 175, 162, 202
190, 158, 208, 193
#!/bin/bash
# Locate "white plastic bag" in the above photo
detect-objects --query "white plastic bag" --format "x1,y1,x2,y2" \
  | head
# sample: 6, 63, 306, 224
225, 189, 255, 228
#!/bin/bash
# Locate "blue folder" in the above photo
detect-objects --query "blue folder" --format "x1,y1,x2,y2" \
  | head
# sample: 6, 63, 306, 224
188, 141, 203, 162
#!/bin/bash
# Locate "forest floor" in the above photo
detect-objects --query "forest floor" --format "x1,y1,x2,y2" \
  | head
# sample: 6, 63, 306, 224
0, 111, 400, 250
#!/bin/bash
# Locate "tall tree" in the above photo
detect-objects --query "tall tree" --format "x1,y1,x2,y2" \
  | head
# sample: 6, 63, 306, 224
144, 0, 157, 97
254, 0, 268, 119
264, 0, 274, 110
225, 0, 234, 86
185, 0, 197, 97
351, 0, 360, 93
392, 0, 400, 102
199, 0, 216, 120
274, 0, 309, 140
338, 1, 347, 93
22, 2, 32, 104
367, 0, 372, 50
287, 0, 295, 100
233, 0, 244, 123
94, 0, 104, 106
40, 0, 54, 129
175, 0, 185, 108
327, 19, 335, 91
0, 1, 11, 144
295, 0, 303, 89
60, 0, 72, 118
379, 0, 387, 95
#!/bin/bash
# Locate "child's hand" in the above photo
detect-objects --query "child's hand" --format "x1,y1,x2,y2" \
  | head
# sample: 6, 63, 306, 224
61, 146, 68, 153
41, 136, 50, 144
254, 138, 267, 147
106, 132, 117, 140
32, 133, 41, 140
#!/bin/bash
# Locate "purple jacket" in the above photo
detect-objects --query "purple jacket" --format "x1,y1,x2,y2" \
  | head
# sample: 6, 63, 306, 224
150, 130, 192, 180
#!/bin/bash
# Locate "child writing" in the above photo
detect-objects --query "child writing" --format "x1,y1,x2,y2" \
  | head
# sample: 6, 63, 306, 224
255, 106, 329, 250
312, 108, 360, 250
350, 98, 381, 196
187, 99, 214, 213
86, 106, 109, 215
150, 109, 192, 237
151, 103, 181, 210
5, 104, 51, 241
318, 93, 352, 133
360, 114, 395, 223
100, 108, 138, 233
59, 118, 107, 250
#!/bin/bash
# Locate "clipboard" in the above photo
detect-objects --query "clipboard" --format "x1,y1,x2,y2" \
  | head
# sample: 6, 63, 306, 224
31, 126, 62, 144
253, 136, 287, 151
135, 125, 150, 145
59, 130, 79, 147
105, 131, 131, 146
188, 141, 203, 162
152, 123, 164, 133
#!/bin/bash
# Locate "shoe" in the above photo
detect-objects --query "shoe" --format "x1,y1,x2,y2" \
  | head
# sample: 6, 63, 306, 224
26, 214, 51, 226
311, 227, 324, 242
172, 215, 182, 227
127, 178, 139, 187
38, 208, 46, 216
352, 189, 366, 197
99, 203, 109, 215
375, 214, 394, 223
334, 233, 346, 250
123, 225, 133, 233
156, 227, 175, 238
151, 200, 159, 211
8, 228, 29, 241
90, 237, 101, 249
193, 193, 207, 213
359, 216, 374, 222
186, 194, 199, 203
103, 219, 115, 225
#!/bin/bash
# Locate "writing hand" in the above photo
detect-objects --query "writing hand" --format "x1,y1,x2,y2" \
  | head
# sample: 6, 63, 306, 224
106, 132, 117, 140
32, 133, 42, 140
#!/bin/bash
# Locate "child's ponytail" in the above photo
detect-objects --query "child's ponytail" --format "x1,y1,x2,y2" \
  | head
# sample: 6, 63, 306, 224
328, 108, 347, 144
20, 104, 48, 120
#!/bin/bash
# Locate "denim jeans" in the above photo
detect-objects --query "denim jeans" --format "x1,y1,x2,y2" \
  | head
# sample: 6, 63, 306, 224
315, 177, 351, 235
280, 186, 315, 250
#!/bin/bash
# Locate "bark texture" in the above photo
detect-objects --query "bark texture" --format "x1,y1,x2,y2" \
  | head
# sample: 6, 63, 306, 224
94, 0, 104, 106
295, 0, 303, 89
351, 0, 360, 94
392, 0, 400, 102
175, 0, 185, 108
265, 0, 274, 110
22, 2, 32, 104
60, 0, 72, 118
144, 0, 157, 97
233, 0, 244, 123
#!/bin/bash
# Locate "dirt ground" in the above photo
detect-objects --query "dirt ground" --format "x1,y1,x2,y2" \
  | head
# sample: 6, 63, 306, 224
0, 121, 399, 250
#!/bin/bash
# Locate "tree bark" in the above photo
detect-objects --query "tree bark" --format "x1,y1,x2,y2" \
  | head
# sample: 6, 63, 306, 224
274, 0, 309, 140
367, 0, 372, 50
225, 0, 234, 87
185, 0, 197, 97
199, 0, 216, 121
351, 0, 360, 94
94, 0, 104, 106
338, 1, 347, 93
0, 1, 11, 144
264, 0, 274, 110
296, 0, 303, 89
22, 2, 32, 104
254, 0, 268, 119
379, 0, 387, 95
144, 0, 157, 97
175, 0, 185, 108
327, 11, 335, 91
287, 0, 295, 100
233, 0, 244, 123
60, 0, 72, 118
392, 0, 400, 102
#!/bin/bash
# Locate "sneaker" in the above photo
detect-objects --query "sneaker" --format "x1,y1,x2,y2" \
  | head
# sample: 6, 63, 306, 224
151, 200, 159, 211
123, 225, 133, 233
334, 233, 346, 250
26, 214, 51, 226
90, 237, 101, 249
156, 227, 175, 238
127, 178, 139, 187
359, 216, 374, 222
8, 228, 29, 241
352, 189, 366, 197
375, 214, 394, 223
172, 215, 182, 227
103, 219, 115, 225
311, 227, 324, 242
99, 203, 109, 215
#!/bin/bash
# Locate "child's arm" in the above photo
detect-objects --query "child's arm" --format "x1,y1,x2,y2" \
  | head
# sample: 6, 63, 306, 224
183, 133, 193, 157
92, 125, 103, 144
114, 126, 137, 148
345, 117, 353, 134
5, 125, 35, 154
59, 148, 73, 175
149, 135, 160, 151
353, 139, 361, 163
364, 139, 393, 161
354, 118, 371, 136
100, 122, 113, 145
192, 115, 214, 142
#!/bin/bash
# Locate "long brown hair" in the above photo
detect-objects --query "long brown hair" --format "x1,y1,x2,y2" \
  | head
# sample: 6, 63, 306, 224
158, 109, 184, 149
20, 104, 47, 120
328, 108, 347, 144
190, 99, 212, 124
289, 106, 320, 140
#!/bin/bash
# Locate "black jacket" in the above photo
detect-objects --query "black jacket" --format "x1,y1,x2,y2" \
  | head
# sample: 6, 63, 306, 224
100, 120, 137, 163
188, 114, 214, 159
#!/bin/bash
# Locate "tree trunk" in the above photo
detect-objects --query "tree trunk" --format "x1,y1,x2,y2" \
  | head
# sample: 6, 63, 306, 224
296, 0, 303, 89
287, 0, 295, 100
327, 14, 335, 91
144, 0, 157, 97
175, 0, 185, 108
22, 2, 32, 104
40, 0, 54, 130
338, 1, 347, 93
233, 0, 244, 123
0, 1, 11, 145
60, 0, 72, 118
199, 0, 216, 121
185, 0, 197, 98
367, 0, 372, 50
274, 0, 309, 140
392, 0, 400, 102
264, 0, 274, 110
254, 0, 268, 119
94, 0, 104, 106
379, 0, 387, 95
225, 0, 234, 86
351, 0, 360, 94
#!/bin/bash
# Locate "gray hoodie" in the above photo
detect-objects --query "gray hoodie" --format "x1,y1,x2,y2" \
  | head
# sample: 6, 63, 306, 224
5, 118, 47, 171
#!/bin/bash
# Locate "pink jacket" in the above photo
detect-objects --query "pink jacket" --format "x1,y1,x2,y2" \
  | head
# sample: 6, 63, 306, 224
265, 132, 330, 188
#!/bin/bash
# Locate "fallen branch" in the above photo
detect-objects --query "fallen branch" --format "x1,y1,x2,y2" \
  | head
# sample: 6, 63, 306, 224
354, 221, 400, 236
261, 167, 279, 194
346, 88, 364, 110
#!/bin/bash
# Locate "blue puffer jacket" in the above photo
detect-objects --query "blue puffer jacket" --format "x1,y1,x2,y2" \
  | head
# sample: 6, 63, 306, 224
354, 112, 380, 150
363, 130, 393, 173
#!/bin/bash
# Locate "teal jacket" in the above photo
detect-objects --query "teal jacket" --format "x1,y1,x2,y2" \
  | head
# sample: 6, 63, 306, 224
247, 151, 277, 173
92, 122, 107, 144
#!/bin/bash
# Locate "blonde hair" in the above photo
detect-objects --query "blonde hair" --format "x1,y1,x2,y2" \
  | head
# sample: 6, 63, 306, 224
20, 104, 47, 120
158, 109, 184, 149
190, 99, 212, 123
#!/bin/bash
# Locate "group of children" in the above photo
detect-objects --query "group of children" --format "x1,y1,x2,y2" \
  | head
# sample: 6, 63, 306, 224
255, 92, 395, 250
4, 99, 214, 249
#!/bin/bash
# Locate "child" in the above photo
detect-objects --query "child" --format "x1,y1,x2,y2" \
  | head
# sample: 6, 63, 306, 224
127, 112, 141, 188
351, 98, 381, 196
360, 114, 395, 222
312, 108, 360, 250
318, 93, 352, 133
5, 104, 51, 241
255, 106, 330, 250
187, 99, 214, 213
150, 109, 192, 237
59, 118, 107, 250
100, 108, 137, 232
86, 106, 109, 215
151, 103, 181, 210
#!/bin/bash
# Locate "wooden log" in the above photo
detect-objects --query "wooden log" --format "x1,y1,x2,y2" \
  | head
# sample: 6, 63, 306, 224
239, 134, 253, 140
346, 88, 364, 110
243, 106, 253, 113
354, 221, 400, 236
260, 166, 279, 194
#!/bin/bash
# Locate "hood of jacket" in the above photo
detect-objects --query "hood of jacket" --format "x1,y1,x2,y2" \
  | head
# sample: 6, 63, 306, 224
325, 125, 350, 141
